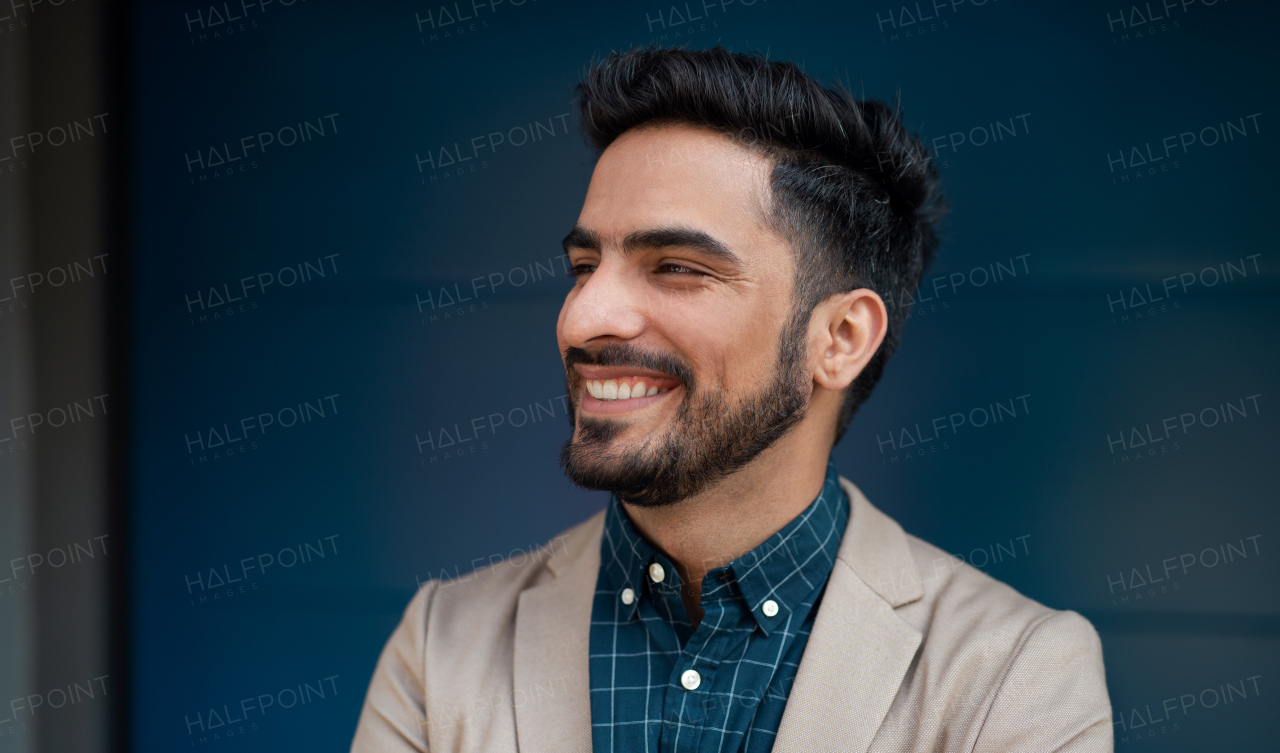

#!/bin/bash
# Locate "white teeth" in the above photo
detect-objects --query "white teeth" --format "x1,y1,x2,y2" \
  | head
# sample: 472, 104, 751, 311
585, 378, 672, 402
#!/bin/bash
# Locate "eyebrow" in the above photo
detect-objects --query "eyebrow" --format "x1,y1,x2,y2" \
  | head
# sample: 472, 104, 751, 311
561, 224, 745, 269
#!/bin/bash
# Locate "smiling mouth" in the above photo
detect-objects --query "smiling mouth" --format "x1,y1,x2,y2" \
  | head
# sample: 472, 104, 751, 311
584, 377, 673, 401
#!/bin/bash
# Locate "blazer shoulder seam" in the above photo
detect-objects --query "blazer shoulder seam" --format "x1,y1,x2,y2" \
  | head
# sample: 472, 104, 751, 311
966, 608, 1062, 750
420, 578, 440, 656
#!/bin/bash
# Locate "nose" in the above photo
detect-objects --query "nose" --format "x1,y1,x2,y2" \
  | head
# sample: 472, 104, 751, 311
558, 260, 648, 348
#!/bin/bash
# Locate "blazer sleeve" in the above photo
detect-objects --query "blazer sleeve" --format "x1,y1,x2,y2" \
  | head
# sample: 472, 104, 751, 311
973, 610, 1114, 753
351, 581, 439, 752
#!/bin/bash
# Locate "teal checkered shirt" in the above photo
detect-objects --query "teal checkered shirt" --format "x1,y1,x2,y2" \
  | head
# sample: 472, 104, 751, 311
588, 460, 849, 753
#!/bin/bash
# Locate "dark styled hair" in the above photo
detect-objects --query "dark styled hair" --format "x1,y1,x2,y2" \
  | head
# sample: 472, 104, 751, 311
574, 46, 948, 445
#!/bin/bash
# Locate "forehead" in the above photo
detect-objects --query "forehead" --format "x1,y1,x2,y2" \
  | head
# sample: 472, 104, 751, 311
578, 123, 777, 248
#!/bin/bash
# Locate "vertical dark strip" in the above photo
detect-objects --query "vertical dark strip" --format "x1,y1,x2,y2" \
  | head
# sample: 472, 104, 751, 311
103, 1, 132, 751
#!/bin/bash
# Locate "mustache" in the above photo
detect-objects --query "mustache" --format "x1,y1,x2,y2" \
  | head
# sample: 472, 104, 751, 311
562, 343, 696, 389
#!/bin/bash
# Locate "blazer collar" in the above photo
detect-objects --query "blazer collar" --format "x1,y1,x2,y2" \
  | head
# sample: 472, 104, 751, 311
512, 510, 603, 753
832, 475, 926, 608
772, 476, 925, 753
513, 475, 925, 753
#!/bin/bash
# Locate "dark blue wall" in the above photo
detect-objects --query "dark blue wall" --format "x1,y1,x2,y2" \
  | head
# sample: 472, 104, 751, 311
129, 0, 1280, 749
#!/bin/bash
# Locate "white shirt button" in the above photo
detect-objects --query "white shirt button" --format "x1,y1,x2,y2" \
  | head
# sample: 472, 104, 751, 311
762, 599, 779, 617
620, 588, 635, 605
648, 562, 665, 583
680, 669, 701, 690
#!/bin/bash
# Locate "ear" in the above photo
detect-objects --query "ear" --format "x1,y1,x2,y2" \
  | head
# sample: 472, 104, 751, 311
810, 288, 889, 393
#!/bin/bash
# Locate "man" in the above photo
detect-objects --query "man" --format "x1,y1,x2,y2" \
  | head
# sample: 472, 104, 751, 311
353, 47, 1111, 752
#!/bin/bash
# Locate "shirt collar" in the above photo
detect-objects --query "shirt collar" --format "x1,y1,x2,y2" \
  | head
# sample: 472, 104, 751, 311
599, 493, 654, 625
599, 459, 849, 635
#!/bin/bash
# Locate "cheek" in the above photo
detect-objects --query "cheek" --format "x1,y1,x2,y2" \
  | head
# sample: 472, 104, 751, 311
664, 304, 782, 391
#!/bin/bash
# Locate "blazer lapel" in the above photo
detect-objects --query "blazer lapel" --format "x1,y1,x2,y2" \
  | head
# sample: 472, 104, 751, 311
772, 478, 925, 753
512, 511, 604, 753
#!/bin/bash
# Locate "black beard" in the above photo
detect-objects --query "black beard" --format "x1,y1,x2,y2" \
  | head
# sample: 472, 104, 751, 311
559, 312, 811, 507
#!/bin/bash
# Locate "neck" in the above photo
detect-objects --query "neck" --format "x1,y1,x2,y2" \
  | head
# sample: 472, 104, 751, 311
621, 421, 833, 628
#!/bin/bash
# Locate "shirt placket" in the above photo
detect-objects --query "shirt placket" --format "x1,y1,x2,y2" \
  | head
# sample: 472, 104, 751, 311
659, 569, 756, 753
638, 554, 694, 753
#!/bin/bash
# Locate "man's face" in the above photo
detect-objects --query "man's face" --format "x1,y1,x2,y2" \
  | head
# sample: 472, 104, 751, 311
556, 124, 813, 507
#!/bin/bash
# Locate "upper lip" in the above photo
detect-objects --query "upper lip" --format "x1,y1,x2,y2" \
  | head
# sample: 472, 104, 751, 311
572, 364, 681, 387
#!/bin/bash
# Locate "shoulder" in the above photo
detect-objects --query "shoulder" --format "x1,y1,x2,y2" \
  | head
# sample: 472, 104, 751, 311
902, 532, 1061, 635
902, 532, 1103, 652
836, 471, 1095, 652
835, 476, 1110, 748
897, 534, 1112, 749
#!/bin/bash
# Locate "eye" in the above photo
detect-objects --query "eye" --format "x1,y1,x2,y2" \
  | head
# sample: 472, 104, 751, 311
566, 263, 596, 278
656, 262, 706, 276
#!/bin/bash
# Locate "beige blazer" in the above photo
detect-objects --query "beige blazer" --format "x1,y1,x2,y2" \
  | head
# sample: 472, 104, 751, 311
352, 477, 1113, 752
